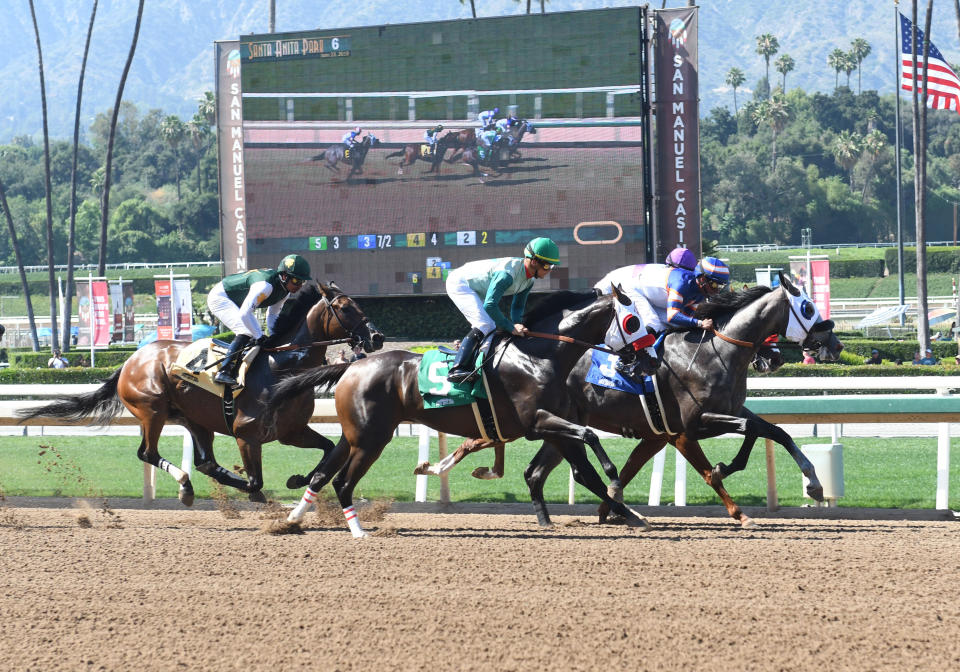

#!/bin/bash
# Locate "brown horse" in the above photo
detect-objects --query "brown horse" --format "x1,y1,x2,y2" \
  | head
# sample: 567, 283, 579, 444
385, 134, 455, 175
19, 282, 384, 505
265, 288, 661, 537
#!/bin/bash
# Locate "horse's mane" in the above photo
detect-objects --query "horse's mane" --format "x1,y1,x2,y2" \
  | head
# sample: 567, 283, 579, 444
270, 283, 325, 337
522, 290, 599, 328
693, 285, 773, 324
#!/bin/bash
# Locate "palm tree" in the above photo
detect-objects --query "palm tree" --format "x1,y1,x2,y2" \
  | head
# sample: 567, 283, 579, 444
860, 128, 887, 201
832, 130, 862, 188
187, 115, 209, 194
29, 0, 59, 352
98, 0, 145, 276
774, 53, 795, 93
63, 0, 98, 354
755, 33, 780, 99
751, 95, 790, 170
160, 115, 186, 200
850, 38, 871, 93
0, 176, 40, 350
198, 91, 216, 126
827, 48, 846, 89
725, 67, 746, 116
842, 51, 858, 89
459, 0, 476, 18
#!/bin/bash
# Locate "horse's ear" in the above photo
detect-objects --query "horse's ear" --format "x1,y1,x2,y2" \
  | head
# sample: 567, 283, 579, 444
328, 280, 341, 292
612, 283, 632, 306
779, 271, 801, 297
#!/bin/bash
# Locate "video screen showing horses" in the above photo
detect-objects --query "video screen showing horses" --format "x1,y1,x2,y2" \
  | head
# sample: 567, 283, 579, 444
237, 8, 649, 295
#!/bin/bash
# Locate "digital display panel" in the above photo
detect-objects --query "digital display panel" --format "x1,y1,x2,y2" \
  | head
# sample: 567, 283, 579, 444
237, 8, 650, 295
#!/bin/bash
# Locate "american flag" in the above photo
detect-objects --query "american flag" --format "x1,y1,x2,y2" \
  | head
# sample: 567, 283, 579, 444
899, 13, 960, 113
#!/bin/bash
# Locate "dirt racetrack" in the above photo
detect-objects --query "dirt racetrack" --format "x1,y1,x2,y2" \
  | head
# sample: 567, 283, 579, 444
1, 500, 958, 672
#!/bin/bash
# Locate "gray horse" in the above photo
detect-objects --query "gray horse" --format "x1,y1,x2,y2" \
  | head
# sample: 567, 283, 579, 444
313, 134, 378, 178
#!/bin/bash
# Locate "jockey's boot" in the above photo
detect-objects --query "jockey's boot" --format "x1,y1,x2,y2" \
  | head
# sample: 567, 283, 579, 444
214, 334, 252, 386
447, 328, 484, 384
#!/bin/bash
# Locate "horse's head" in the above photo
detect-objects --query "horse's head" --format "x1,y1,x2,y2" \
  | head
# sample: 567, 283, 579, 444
313, 281, 385, 353
604, 284, 659, 379
778, 272, 843, 361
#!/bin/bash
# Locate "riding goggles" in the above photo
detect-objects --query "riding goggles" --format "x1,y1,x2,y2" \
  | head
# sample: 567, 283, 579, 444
534, 258, 555, 270
285, 275, 304, 286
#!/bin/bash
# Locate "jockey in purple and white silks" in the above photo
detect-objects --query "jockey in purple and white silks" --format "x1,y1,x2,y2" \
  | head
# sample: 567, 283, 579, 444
594, 256, 730, 335
478, 107, 499, 130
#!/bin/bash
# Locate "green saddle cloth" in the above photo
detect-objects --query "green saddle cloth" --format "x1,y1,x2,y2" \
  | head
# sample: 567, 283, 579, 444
418, 350, 487, 409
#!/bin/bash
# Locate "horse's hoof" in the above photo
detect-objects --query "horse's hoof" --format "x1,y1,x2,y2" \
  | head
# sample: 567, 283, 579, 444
248, 490, 267, 504
351, 529, 369, 539
471, 467, 502, 480
413, 461, 431, 476
607, 484, 624, 503
179, 483, 194, 507
625, 508, 651, 531
713, 464, 727, 481
740, 515, 757, 529
807, 484, 825, 502
286, 474, 309, 489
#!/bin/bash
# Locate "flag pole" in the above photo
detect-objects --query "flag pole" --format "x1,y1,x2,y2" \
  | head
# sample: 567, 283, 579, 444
894, 0, 906, 325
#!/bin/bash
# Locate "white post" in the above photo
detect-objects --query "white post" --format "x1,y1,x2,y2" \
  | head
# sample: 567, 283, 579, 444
765, 438, 779, 511
568, 467, 575, 505
648, 446, 666, 505
88, 273, 95, 367
142, 462, 156, 501
415, 424, 430, 502
438, 432, 450, 504
673, 446, 687, 506
181, 430, 193, 476
936, 422, 950, 509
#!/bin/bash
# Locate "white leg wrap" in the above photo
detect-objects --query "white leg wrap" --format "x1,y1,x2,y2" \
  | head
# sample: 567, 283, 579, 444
432, 452, 458, 475
158, 458, 189, 485
343, 505, 367, 538
287, 487, 318, 523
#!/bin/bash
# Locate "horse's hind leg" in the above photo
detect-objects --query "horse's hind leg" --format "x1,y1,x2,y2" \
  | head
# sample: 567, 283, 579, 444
135, 417, 195, 506
523, 443, 565, 526
278, 426, 337, 489
184, 423, 255, 498
329, 438, 392, 538
232, 436, 267, 503
597, 437, 667, 523
472, 442, 504, 480
287, 436, 352, 522
674, 435, 753, 528
716, 434, 759, 480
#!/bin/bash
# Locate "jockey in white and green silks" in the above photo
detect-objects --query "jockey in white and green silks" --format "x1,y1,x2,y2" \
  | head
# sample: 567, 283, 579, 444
444, 237, 560, 383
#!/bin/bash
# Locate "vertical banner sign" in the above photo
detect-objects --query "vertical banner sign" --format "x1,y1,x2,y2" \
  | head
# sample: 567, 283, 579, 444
76, 283, 92, 346
173, 278, 194, 341
810, 259, 831, 319
216, 40, 247, 274
155, 279, 174, 340
654, 8, 701, 261
91, 280, 111, 347
109, 282, 123, 343
122, 282, 136, 343
788, 261, 810, 295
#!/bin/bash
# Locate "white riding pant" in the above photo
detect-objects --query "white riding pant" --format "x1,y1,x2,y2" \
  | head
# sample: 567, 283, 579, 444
446, 273, 496, 335
206, 283, 260, 338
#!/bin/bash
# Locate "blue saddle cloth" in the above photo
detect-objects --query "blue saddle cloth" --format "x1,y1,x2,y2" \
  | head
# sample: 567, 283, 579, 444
584, 349, 654, 396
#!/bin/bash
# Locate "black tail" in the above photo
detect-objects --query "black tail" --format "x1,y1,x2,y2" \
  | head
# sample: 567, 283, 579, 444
263, 363, 351, 429
17, 368, 124, 425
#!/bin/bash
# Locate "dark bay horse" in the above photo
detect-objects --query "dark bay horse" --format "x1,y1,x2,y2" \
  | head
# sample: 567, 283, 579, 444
264, 288, 660, 537
441, 128, 476, 161
385, 133, 455, 175
19, 283, 384, 504
523, 273, 844, 528
502, 119, 536, 160
314, 134, 378, 178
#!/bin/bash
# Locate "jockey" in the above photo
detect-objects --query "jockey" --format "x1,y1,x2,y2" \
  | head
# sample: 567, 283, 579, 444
206, 254, 311, 386
478, 107, 499, 130
423, 124, 444, 150
664, 247, 697, 271
494, 116, 516, 134
594, 255, 730, 336
477, 128, 502, 161
445, 237, 559, 383
342, 127, 362, 151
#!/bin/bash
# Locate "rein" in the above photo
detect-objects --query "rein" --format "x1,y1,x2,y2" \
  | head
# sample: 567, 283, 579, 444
264, 336, 355, 352
710, 327, 754, 348
525, 330, 622, 356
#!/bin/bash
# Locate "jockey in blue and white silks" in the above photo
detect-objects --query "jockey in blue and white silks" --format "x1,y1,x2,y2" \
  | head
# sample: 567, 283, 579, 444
594, 256, 730, 334
342, 127, 362, 150
478, 107, 499, 129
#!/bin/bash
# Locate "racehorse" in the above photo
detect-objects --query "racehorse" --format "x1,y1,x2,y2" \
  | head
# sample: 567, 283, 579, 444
314, 134, 378, 178
385, 133, 455, 175
523, 273, 844, 528
441, 128, 476, 161
264, 287, 661, 537
502, 119, 536, 161
456, 137, 507, 182
19, 282, 384, 504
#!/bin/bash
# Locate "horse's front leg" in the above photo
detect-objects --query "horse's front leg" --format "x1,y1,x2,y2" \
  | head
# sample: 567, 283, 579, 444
233, 435, 267, 503
523, 443, 566, 526
276, 425, 337, 489
472, 441, 504, 480
699, 409, 824, 502
596, 437, 667, 523
287, 436, 352, 522
527, 410, 649, 530
673, 434, 753, 528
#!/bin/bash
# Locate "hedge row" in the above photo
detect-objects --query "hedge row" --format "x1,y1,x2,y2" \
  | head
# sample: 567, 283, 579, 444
10, 349, 135, 369
884, 246, 960, 274
0, 366, 119, 383
726, 258, 885, 282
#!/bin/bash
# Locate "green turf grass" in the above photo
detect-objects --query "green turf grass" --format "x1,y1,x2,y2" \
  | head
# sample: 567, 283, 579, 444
0, 434, 957, 510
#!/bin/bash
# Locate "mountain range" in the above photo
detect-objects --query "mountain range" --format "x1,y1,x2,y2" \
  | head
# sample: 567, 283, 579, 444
3, 0, 959, 143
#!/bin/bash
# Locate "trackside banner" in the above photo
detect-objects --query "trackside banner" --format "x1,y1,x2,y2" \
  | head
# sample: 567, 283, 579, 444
216, 40, 247, 274
654, 7, 701, 261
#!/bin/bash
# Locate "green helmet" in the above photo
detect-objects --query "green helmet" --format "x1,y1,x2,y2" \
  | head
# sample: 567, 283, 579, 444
277, 254, 311, 281
524, 237, 560, 266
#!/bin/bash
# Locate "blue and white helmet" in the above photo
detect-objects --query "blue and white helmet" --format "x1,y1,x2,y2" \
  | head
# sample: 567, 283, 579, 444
695, 257, 730, 287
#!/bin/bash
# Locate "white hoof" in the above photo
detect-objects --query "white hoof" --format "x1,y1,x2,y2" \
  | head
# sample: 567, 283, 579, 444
471, 467, 502, 480
740, 515, 757, 529
351, 528, 369, 539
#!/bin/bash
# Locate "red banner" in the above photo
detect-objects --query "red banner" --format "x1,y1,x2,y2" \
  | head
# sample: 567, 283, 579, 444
75, 283, 92, 346
91, 280, 110, 347
155, 279, 174, 340
810, 259, 831, 319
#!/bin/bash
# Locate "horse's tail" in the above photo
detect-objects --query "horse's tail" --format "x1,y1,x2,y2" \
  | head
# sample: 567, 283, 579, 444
263, 362, 351, 429
17, 368, 124, 425
384, 148, 405, 159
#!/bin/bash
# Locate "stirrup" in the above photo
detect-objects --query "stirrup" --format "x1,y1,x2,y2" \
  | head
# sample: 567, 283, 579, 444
447, 368, 478, 384
214, 370, 238, 386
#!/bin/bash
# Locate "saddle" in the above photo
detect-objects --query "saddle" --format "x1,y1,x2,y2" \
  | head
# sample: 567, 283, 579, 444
171, 338, 258, 398
584, 349, 676, 436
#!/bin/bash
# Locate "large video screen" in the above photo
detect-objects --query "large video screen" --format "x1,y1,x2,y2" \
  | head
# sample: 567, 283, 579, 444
238, 8, 649, 296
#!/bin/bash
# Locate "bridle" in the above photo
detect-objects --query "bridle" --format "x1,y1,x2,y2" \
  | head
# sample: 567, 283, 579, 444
263, 293, 373, 352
